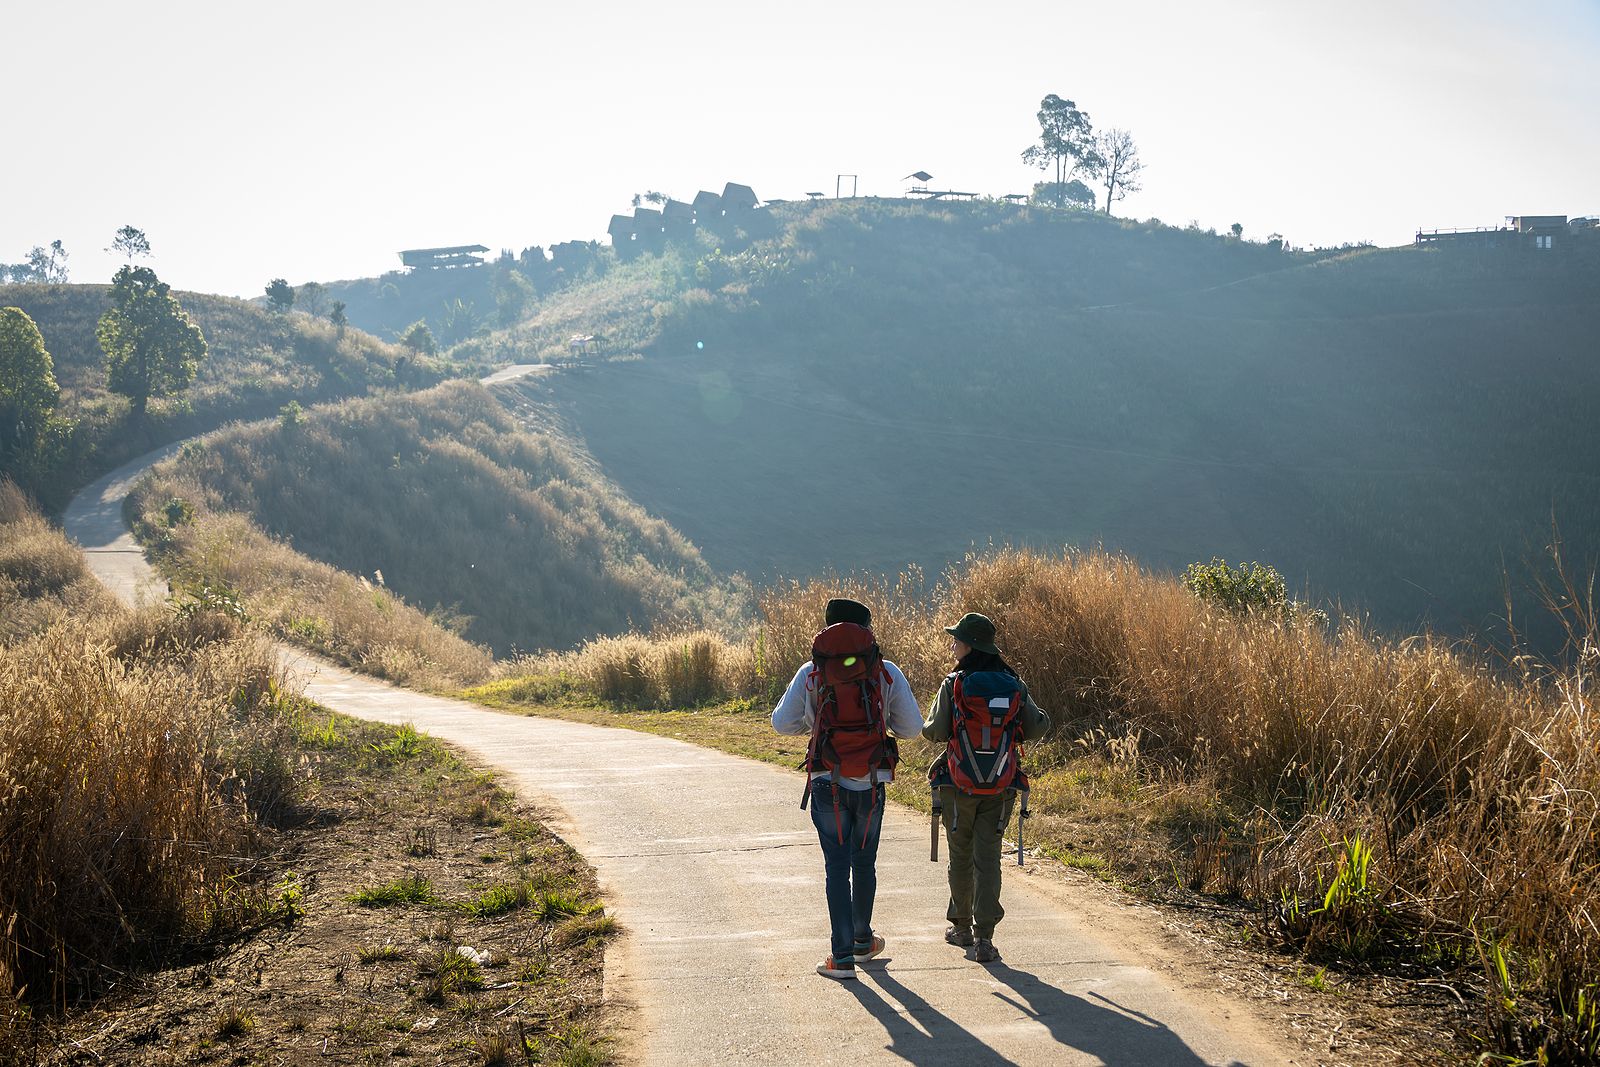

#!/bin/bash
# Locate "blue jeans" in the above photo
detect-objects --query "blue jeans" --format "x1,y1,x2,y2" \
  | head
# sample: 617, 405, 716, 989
809, 779, 885, 961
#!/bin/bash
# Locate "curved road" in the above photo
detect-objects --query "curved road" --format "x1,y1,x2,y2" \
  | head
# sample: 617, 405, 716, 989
63, 370, 1298, 1066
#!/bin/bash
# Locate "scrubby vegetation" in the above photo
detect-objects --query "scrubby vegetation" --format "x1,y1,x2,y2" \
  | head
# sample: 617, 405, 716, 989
1, 480, 616, 1060
128, 380, 743, 670
0, 479, 298, 1011
0, 283, 448, 511
487, 545, 1599, 1062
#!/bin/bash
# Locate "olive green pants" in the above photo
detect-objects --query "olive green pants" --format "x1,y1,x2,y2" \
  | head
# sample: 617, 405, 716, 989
939, 786, 1017, 938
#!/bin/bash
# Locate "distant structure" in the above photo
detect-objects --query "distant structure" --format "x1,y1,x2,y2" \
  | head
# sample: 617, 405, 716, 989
902, 170, 979, 201
721, 182, 759, 213
1415, 214, 1591, 251
608, 181, 763, 260
398, 244, 489, 271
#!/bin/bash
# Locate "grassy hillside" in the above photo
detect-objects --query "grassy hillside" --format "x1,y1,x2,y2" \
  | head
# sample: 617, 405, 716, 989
130, 380, 742, 660
526, 200, 1600, 648
0, 283, 449, 511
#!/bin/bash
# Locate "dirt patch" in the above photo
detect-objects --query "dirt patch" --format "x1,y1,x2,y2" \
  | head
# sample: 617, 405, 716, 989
5, 713, 615, 1065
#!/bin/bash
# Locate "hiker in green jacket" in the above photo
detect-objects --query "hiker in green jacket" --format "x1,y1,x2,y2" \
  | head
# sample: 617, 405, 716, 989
923, 612, 1050, 964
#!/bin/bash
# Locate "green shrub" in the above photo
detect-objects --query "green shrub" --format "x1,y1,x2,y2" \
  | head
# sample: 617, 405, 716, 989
1182, 558, 1289, 616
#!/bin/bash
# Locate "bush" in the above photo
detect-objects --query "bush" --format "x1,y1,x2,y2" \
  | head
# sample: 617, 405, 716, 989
1181, 557, 1289, 616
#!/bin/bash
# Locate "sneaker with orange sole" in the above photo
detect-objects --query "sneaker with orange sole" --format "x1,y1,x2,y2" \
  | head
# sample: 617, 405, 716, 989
816, 955, 858, 980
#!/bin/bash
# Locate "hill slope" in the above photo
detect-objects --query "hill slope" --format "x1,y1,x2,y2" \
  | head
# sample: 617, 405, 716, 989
133, 380, 741, 655
0, 283, 443, 510
525, 201, 1600, 644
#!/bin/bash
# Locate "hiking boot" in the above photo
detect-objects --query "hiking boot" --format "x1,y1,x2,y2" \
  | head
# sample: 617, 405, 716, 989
816, 955, 858, 980
945, 923, 975, 947
973, 938, 1000, 963
852, 935, 886, 962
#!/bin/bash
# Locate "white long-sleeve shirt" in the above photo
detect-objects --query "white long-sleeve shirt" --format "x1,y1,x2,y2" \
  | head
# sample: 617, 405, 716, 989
771, 660, 924, 789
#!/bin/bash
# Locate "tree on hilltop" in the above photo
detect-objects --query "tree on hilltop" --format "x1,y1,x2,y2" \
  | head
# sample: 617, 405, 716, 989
27, 241, 70, 283
97, 266, 208, 418
1031, 180, 1096, 209
108, 225, 151, 263
298, 281, 329, 318
0, 307, 60, 457
1022, 95, 1099, 206
265, 278, 294, 312
1091, 128, 1143, 215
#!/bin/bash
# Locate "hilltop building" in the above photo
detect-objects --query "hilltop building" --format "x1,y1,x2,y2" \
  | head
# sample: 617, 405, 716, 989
398, 245, 489, 271
1415, 214, 1591, 251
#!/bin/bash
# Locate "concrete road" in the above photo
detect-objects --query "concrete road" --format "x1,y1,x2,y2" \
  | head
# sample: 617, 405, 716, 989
62, 380, 1301, 1066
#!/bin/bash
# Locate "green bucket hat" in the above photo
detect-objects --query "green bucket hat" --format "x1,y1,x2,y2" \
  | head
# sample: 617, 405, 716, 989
944, 612, 999, 655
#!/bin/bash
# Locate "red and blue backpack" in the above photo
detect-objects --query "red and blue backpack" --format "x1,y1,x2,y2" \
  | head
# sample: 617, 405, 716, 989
934, 669, 1029, 796
800, 622, 899, 822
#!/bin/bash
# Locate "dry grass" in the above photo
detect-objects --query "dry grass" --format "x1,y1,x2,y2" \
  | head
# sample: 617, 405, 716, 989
0, 479, 120, 646
130, 505, 495, 690
494, 546, 1600, 1059
0, 485, 302, 1015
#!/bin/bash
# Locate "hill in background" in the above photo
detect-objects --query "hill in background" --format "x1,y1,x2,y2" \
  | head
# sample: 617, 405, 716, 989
510, 200, 1599, 646
136, 380, 742, 655
0, 283, 444, 510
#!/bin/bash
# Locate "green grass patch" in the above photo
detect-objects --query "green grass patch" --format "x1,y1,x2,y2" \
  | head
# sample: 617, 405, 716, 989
350, 874, 438, 908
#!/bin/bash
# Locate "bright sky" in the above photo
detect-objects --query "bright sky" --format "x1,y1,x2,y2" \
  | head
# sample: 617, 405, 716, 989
6, 0, 1598, 298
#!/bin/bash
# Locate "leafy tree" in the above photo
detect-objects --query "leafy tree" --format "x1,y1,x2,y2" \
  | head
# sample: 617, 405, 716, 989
97, 266, 208, 418
329, 300, 347, 330
1090, 128, 1144, 215
1021, 95, 1099, 205
265, 277, 295, 312
24, 241, 70, 283
398, 319, 437, 357
0, 307, 60, 454
439, 298, 481, 345
1230, 222, 1244, 240
492, 267, 536, 327
1030, 180, 1096, 209
297, 280, 329, 318
108, 225, 152, 262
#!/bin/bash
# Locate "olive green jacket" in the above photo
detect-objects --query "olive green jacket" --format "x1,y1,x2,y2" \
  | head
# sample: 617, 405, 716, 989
921, 672, 1051, 743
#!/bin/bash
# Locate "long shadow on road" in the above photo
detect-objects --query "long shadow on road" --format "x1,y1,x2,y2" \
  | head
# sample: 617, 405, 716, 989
986, 960, 1246, 1067
847, 964, 1018, 1066
843, 960, 1246, 1066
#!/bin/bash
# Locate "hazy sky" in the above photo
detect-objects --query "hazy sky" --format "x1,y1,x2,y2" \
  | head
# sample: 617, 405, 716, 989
6, 0, 1597, 298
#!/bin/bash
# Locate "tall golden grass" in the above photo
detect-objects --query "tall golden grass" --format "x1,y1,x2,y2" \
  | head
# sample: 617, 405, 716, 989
130, 506, 495, 690
0, 479, 119, 644
512, 546, 1598, 1055
0, 482, 299, 1012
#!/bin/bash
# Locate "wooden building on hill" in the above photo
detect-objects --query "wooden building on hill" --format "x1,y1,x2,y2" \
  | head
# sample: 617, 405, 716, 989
721, 182, 758, 213
608, 214, 640, 259
693, 190, 723, 219
662, 199, 696, 237
398, 244, 489, 271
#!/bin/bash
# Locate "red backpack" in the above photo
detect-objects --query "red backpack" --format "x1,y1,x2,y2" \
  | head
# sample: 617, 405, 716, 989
800, 622, 899, 811
940, 670, 1028, 796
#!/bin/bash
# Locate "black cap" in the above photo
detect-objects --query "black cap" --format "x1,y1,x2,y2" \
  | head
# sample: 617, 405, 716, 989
824, 597, 872, 627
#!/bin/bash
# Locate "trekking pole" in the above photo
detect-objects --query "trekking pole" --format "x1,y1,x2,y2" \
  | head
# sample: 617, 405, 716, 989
1016, 788, 1031, 867
930, 787, 941, 862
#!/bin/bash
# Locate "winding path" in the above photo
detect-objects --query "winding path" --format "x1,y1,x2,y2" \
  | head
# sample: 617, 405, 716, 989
63, 371, 1299, 1066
